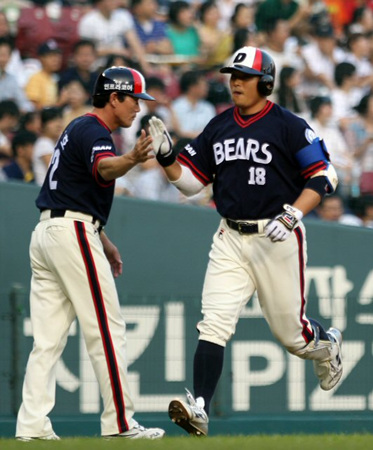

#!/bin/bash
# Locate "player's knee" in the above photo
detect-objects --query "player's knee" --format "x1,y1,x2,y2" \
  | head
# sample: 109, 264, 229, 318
292, 338, 332, 361
271, 330, 301, 354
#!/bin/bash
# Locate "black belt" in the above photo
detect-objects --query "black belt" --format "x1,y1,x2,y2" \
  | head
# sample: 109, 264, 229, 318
48, 210, 103, 233
226, 218, 259, 234
49, 209, 68, 218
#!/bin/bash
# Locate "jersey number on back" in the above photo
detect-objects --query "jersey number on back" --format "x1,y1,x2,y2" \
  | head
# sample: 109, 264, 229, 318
49, 149, 60, 190
248, 167, 266, 185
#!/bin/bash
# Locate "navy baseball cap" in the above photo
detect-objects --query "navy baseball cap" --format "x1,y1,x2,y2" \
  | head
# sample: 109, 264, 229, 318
314, 22, 335, 38
93, 66, 155, 101
38, 39, 62, 56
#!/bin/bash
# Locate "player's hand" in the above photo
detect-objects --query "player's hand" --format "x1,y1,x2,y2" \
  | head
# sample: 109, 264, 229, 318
265, 204, 303, 242
131, 129, 154, 164
101, 232, 123, 278
148, 116, 176, 167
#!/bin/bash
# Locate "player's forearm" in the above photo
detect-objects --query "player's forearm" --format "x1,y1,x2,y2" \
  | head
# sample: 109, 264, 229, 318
292, 188, 322, 217
163, 161, 182, 181
168, 163, 205, 196
97, 154, 142, 180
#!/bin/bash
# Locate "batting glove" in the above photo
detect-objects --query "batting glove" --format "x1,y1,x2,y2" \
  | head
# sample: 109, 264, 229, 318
148, 116, 176, 167
264, 204, 303, 242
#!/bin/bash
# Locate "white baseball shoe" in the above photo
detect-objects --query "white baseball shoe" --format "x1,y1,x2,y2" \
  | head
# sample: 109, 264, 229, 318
109, 422, 165, 439
313, 327, 343, 391
16, 432, 60, 441
168, 388, 209, 436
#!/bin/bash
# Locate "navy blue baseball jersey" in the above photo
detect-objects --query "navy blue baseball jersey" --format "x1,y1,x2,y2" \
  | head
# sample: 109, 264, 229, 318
36, 114, 116, 225
177, 102, 328, 220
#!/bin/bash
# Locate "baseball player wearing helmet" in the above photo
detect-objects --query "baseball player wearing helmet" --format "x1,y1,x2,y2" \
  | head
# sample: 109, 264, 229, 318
149, 46, 343, 436
15, 66, 165, 441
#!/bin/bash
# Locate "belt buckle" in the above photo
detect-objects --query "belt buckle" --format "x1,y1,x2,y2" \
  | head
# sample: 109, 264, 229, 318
237, 221, 256, 234
238, 221, 247, 234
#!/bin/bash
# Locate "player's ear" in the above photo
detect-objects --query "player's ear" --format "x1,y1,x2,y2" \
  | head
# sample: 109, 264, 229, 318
110, 92, 118, 108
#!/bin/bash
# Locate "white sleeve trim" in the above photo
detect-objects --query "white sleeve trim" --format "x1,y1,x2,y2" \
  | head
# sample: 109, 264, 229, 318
170, 164, 205, 197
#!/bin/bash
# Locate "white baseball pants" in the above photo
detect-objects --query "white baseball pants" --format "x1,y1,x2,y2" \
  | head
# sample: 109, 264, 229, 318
197, 219, 314, 351
16, 213, 136, 438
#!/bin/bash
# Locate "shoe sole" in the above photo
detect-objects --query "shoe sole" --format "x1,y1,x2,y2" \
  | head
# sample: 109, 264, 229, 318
16, 437, 60, 441
321, 329, 343, 391
168, 400, 207, 436
320, 366, 343, 390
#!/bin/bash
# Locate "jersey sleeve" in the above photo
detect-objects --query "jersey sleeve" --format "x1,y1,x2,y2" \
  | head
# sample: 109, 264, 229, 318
288, 115, 336, 195
294, 129, 330, 181
287, 115, 330, 179
176, 127, 215, 186
89, 137, 116, 187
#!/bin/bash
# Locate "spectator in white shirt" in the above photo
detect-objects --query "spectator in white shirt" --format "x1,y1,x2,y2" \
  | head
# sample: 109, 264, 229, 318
171, 70, 216, 139
344, 32, 373, 98
261, 17, 304, 95
308, 95, 353, 198
33, 107, 64, 186
78, 0, 151, 73
330, 62, 361, 130
0, 37, 33, 112
301, 22, 345, 96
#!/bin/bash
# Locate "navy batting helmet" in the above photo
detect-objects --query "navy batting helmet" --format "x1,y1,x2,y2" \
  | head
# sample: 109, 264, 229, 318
220, 46, 276, 96
93, 66, 155, 101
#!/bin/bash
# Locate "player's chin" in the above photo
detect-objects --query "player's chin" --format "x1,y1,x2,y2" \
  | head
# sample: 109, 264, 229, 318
121, 117, 134, 128
232, 94, 245, 106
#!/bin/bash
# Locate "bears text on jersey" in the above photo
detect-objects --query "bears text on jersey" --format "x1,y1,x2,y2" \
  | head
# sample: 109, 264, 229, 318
213, 138, 272, 165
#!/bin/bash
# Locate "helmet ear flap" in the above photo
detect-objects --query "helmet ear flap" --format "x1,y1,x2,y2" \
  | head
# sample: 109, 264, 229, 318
258, 74, 274, 96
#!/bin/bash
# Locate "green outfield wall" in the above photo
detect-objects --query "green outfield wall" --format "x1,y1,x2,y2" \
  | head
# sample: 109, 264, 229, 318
1, 181, 373, 437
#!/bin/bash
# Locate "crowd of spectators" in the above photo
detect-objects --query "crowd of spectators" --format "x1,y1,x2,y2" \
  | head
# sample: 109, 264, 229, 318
1, 0, 373, 225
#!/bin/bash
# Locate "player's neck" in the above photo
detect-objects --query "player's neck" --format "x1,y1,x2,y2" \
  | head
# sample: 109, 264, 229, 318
237, 99, 269, 116
90, 109, 114, 132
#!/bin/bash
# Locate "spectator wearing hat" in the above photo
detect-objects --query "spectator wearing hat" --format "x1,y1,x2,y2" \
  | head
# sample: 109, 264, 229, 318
1, 130, 37, 183
33, 106, 64, 186
25, 39, 65, 110
301, 21, 346, 95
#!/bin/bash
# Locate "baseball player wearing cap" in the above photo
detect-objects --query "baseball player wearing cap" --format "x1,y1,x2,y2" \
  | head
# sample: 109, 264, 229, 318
16, 67, 165, 441
148, 47, 343, 436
